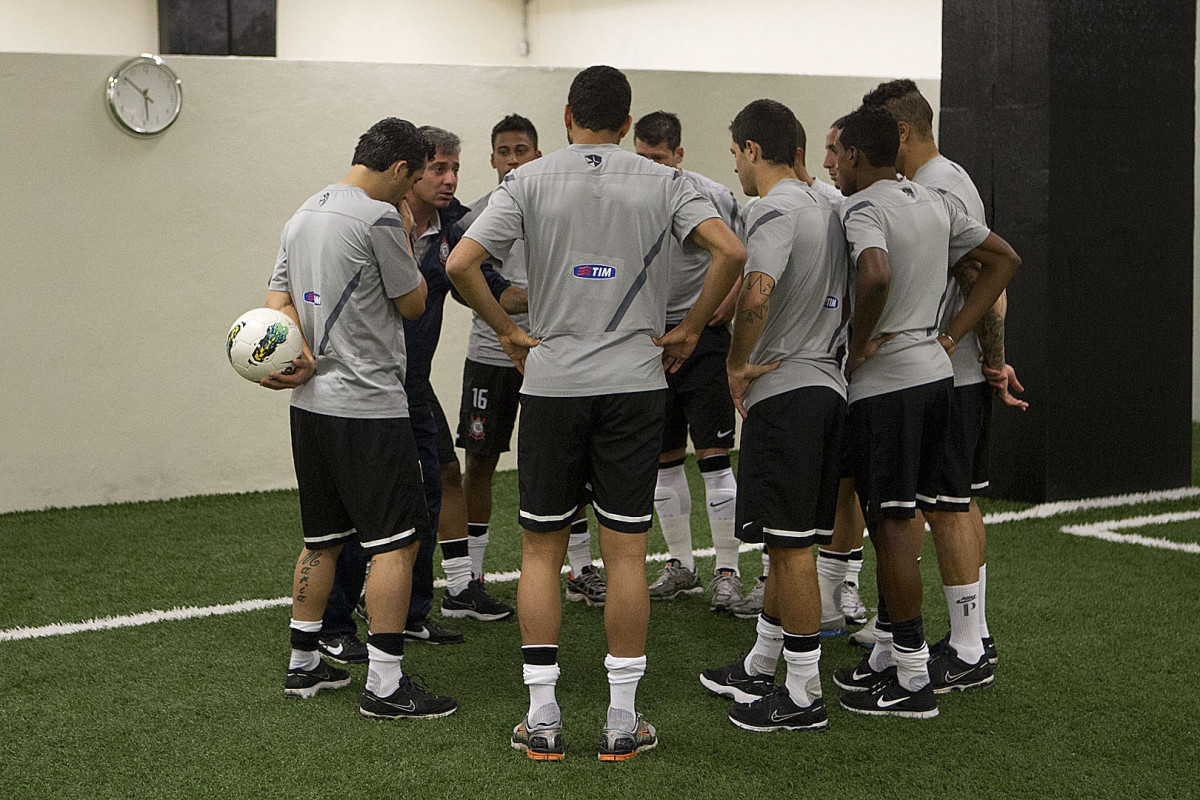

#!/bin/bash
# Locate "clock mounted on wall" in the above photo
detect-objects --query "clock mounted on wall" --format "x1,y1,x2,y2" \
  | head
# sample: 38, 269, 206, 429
106, 54, 182, 137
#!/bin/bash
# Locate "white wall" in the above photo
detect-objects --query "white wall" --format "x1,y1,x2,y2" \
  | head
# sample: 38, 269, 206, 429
0, 0, 942, 77
0, 51, 912, 513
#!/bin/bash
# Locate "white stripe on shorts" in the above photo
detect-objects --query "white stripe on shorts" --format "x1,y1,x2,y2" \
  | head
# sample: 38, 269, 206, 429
971, 481, 990, 490
916, 493, 971, 506
591, 501, 652, 525
362, 527, 416, 549
304, 529, 354, 545
519, 506, 579, 523
763, 527, 833, 539
881, 500, 917, 509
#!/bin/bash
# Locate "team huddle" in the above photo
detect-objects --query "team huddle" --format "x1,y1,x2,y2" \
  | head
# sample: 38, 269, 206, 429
262, 65, 1023, 760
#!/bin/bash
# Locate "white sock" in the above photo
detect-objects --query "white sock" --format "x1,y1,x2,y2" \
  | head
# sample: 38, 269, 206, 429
605, 653, 646, 716
655, 463, 694, 570
289, 618, 321, 670
979, 562, 990, 639
816, 550, 850, 623
467, 523, 489, 580
743, 613, 783, 676
523, 662, 561, 720
440, 538, 474, 596
893, 642, 930, 692
945, 581, 985, 664
847, 548, 864, 588
700, 463, 739, 573
365, 644, 404, 696
868, 626, 895, 671
567, 530, 592, 576
782, 636, 822, 707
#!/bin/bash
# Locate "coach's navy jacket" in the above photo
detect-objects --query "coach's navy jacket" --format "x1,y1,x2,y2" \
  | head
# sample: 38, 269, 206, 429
404, 197, 509, 405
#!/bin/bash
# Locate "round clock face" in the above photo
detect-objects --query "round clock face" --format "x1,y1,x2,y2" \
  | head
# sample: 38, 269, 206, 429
106, 55, 182, 136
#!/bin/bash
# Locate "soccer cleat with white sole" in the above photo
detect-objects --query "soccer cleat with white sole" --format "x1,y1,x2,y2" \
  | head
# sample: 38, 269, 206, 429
285, 659, 351, 699
359, 675, 458, 720
839, 676, 938, 719
728, 576, 766, 619
840, 580, 869, 625
728, 687, 829, 732
849, 614, 880, 648
699, 658, 775, 703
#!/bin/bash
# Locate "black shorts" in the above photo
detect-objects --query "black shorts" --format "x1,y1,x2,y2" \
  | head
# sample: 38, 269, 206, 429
517, 390, 666, 534
662, 325, 736, 452
429, 392, 457, 466
848, 378, 970, 521
456, 359, 523, 456
736, 386, 846, 549
290, 407, 430, 554
954, 381, 993, 495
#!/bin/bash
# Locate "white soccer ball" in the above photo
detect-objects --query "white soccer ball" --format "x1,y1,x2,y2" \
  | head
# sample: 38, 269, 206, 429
225, 307, 303, 383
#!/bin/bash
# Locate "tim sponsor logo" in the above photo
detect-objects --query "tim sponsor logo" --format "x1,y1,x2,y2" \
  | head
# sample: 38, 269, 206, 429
573, 264, 617, 280
823, 296, 839, 309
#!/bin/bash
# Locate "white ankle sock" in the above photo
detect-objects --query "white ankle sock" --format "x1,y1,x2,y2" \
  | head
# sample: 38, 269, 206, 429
655, 463, 695, 570
816, 550, 850, 623
467, 523, 489, 580
365, 644, 404, 696
978, 562, 990, 639
945, 581, 985, 664
744, 614, 783, 676
605, 653, 646, 715
783, 637, 822, 706
289, 618, 321, 670
523, 662, 560, 719
567, 531, 592, 575
893, 642, 930, 692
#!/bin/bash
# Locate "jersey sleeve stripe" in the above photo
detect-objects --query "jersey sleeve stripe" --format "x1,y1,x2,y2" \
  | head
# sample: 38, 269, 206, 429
745, 208, 785, 240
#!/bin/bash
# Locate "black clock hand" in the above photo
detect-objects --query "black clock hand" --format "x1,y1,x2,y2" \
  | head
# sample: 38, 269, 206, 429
125, 77, 146, 94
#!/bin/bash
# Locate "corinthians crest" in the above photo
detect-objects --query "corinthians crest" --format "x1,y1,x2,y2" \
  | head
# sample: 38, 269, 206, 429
468, 414, 487, 441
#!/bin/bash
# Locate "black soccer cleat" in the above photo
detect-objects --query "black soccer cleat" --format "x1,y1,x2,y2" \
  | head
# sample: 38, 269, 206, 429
927, 644, 995, 694
833, 653, 897, 693
728, 686, 829, 732
317, 632, 369, 665
699, 658, 775, 703
359, 675, 458, 720
839, 676, 939, 719
284, 659, 351, 699
441, 579, 514, 622
403, 617, 465, 645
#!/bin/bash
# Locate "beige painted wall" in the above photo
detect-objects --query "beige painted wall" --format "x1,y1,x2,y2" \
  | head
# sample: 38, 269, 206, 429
0, 52, 922, 512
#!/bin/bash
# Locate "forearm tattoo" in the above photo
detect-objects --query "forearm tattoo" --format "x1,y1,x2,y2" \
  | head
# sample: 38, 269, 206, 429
976, 311, 1006, 370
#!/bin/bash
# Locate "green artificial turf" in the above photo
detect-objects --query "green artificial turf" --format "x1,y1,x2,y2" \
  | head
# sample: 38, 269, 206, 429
2, 433, 1199, 798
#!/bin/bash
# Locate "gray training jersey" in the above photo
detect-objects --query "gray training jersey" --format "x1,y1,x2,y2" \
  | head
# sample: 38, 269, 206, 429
464, 144, 719, 397
741, 179, 849, 410
460, 189, 530, 368
664, 169, 742, 326
842, 177, 990, 404
269, 183, 422, 418
913, 155, 988, 387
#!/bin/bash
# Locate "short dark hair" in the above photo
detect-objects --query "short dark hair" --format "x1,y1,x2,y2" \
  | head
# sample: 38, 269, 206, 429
837, 105, 900, 168
417, 125, 461, 157
352, 117, 434, 176
729, 99, 798, 167
491, 114, 538, 149
634, 111, 682, 150
862, 79, 934, 138
794, 118, 808, 156
567, 65, 632, 133
832, 113, 851, 130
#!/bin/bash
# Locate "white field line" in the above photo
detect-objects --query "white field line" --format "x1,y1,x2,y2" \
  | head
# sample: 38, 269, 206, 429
1061, 510, 1200, 554
2, 487, 1196, 643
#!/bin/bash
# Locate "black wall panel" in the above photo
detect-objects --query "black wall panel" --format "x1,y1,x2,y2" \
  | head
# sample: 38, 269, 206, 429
159, 0, 276, 57
942, 0, 1194, 501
